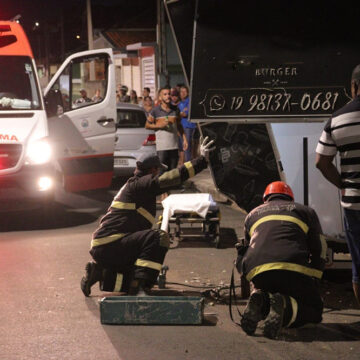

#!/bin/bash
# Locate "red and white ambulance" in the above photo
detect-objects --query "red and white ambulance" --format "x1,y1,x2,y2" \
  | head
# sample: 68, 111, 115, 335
0, 21, 116, 211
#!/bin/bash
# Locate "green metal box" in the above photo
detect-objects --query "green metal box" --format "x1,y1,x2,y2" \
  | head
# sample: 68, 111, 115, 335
100, 296, 204, 325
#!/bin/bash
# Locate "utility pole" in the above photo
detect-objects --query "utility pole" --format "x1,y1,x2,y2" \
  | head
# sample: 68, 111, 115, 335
60, 8, 65, 61
87, 0, 94, 50
156, 0, 168, 86
86, 0, 95, 82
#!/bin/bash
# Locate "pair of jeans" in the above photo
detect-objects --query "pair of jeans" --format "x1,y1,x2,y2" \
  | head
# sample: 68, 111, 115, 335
344, 208, 360, 283
180, 127, 195, 162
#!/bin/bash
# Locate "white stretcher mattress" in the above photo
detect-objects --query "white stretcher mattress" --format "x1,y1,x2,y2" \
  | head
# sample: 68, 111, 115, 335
161, 193, 217, 232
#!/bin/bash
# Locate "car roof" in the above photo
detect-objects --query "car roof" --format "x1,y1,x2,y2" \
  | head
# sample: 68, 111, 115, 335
116, 103, 145, 112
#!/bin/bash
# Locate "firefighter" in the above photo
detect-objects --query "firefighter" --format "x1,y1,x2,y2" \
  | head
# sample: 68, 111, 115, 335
81, 136, 215, 296
236, 181, 327, 339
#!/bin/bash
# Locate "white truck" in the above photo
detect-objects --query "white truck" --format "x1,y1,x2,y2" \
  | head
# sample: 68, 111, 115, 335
0, 21, 116, 212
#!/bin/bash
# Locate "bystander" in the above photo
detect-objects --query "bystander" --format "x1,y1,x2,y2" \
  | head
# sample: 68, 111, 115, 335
316, 64, 360, 306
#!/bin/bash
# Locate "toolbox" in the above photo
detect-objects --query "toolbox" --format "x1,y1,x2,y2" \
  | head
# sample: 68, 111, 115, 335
100, 296, 204, 325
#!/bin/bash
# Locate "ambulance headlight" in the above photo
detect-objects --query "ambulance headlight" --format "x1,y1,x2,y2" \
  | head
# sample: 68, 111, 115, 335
25, 138, 52, 165
37, 176, 53, 191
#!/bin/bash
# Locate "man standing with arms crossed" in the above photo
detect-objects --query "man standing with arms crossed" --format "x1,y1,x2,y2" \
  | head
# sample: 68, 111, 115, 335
146, 87, 188, 173
179, 85, 197, 162
316, 64, 360, 305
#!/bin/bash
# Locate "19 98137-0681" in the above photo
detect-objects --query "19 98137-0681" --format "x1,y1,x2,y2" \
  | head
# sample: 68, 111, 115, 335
205, 87, 349, 117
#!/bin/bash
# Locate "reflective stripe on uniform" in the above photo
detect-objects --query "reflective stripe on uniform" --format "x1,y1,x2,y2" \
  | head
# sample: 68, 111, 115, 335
111, 201, 136, 210
135, 258, 162, 271
111, 201, 154, 224
249, 215, 309, 237
137, 207, 155, 224
91, 233, 126, 248
184, 161, 195, 178
320, 234, 328, 260
114, 273, 124, 292
159, 169, 181, 188
246, 262, 323, 281
286, 296, 298, 327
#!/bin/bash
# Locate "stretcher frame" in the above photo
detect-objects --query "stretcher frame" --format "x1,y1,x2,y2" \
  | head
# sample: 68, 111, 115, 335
168, 207, 221, 248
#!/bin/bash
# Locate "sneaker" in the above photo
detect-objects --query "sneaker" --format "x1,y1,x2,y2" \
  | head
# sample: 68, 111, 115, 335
80, 262, 103, 297
241, 289, 267, 335
263, 293, 285, 339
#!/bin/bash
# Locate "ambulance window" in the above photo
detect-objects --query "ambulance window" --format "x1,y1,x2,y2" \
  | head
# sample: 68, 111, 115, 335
71, 54, 108, 110
0, 56, 41, 110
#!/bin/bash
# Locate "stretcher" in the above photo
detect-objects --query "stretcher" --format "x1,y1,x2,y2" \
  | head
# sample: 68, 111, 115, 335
160, 193, 221, 248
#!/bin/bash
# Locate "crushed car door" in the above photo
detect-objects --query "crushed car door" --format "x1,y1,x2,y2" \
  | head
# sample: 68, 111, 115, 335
44, 48, 116, 192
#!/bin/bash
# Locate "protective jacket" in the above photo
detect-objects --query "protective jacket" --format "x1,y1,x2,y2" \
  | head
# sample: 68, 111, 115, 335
241, 196, 327, 282
91, 156, 208, 248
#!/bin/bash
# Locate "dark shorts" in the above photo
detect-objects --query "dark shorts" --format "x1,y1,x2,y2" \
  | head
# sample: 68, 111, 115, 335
157, 149, 179, 173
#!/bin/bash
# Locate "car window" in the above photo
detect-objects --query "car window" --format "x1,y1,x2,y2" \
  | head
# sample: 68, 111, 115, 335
116, 110, 147, 128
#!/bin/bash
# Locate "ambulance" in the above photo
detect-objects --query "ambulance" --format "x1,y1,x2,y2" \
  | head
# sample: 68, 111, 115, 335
0, 21, 116, 211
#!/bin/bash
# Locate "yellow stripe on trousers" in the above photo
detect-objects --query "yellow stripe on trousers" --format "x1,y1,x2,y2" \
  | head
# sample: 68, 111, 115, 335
91, 233, 126, 248
114, 273, 124, 292
246, 262, 323, 281
135, 259, 162, 271
286, 296, 298, 327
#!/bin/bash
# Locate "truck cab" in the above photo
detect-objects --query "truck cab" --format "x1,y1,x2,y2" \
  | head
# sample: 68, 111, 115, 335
0, 21, 116, 211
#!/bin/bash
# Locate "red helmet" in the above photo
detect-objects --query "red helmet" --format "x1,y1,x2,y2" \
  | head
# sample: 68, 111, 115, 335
263, 181, 294, 202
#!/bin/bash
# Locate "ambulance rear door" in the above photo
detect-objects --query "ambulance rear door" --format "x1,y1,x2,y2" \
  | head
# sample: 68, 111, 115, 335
44, 48, 116, 192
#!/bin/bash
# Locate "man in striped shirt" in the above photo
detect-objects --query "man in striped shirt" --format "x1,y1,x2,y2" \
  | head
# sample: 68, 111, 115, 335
316, 64, 360, 305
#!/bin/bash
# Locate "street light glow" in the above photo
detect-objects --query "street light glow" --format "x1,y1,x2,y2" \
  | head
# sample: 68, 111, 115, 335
76, 35, 80, 39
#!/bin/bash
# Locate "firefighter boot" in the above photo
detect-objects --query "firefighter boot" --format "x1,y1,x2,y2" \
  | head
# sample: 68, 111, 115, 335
241, 289, 268, 335
263, 293, 285, 339
80, 261, 103, 297
128, 278, 151, 296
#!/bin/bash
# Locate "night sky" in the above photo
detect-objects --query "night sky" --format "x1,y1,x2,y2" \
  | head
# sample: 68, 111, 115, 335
1, 0, 156, 62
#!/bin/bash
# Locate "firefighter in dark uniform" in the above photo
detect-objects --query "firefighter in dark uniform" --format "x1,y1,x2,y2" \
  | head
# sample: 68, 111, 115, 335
81, 137, 215, 296
236, 181, 327, 339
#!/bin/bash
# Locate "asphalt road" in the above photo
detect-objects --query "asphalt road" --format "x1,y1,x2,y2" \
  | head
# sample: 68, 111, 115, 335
1, 183, 360, 360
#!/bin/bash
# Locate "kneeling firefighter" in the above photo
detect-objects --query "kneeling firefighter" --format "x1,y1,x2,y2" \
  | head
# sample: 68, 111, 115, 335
81, 136, 215, 296
236, 181, 327, 339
